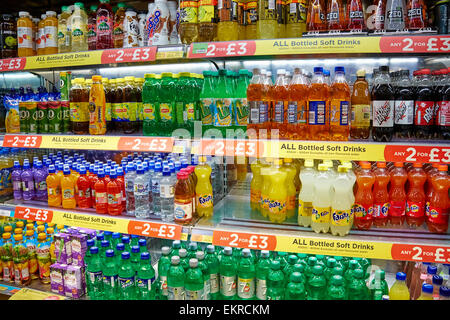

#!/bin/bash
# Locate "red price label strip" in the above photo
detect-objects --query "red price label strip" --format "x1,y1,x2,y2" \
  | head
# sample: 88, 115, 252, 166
15, 206, 53, 223
384, 145, 450, 163
189, 41, 256, 58
391, 244, 450, 263
0, 57, 26, 72
117, 137, 174, 152
101, 47, 157, 64
3, 135, 42, 148
213, 230, 277, 251
380, 36, 450, 53
128, 221, 182, 240
199, 139, 264, 157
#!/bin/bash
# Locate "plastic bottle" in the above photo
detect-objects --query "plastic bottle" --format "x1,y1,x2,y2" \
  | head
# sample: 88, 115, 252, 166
306, 0, 326, 31
331, 165, 354, 236
369, 269, 389, 299
118, 252, 136, 300
235, 249, 255, 300
17, 12, 33, 57
389, 272, 410, 300
87, 5, 98, 51
0, 14, 17, 59
96, 0, 114, 49
372, 162, 390, 227
427, 165, 449, 233
327, 0, 345, 30
350, 69, 370, 139
136, 252, 156, 300
197, 0, 216, 41
389, 162, 407, 226
329, 67, 350, 140
106, 169, 122, 215
21, 160, 34, 201
101, 249, 118, 299
134, 165, 150, 219
385, 0, 406, 30
266, 260, 284, 300
414, 69, 436, 139
204, 245, 220, 300
58, 6, 72, 53
298, 159, 314, 227
76, 165, 91, 208
43, 11, 58, 55
70, 3, 88, 52
347, 268, 369, 300
86, 247, 103, 299
308, 67, 329, 140
311, 164, 332, 233
250, 159, 262, 213
372, 66, 395, 142
69, 78, 89, 134
288, 69, 309, 140
219, 247, 237, 300
12, 161, 22, 202
417, 283, 433, 300
124, 164, 136, 216
405, 163, 427, 227
158, 73, 176, 136
159, 166, 173, 222
195, 156, 213, 218
353, 162, 375, 230
256, 0, 277, 38
254, 250, 269, 300
156, 246, 170, 299
346, 0, 365, 31
89, 75, 107, 135
151, 162, 162, 216
36, 233, 51, 284
216, 0, 238, 40
94, 169, 108, 214
174, 171, 194, 224
167, 255, 186, 300
113, 3, 126, 48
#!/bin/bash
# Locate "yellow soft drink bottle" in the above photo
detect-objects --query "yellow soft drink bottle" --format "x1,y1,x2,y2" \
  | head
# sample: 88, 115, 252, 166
195, 156, 214, 218
250, 159, 263, 212
311, 164, 332, 233
260, 158, 272, 217
389, 272, 410, 300
285, 0, 307, 37
283, 158, 297, 218
256, 0, 277, 39
89, 75, 107, 135
46, 165, 61, 207
267, 159, 287, 223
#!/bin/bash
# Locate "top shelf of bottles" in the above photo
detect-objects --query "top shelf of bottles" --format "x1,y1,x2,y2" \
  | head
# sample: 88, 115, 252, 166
1, 35, 450, 73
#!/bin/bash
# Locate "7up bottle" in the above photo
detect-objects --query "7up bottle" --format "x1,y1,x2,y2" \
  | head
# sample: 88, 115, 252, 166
219, 247, 237, 300
237, 249, 255, 300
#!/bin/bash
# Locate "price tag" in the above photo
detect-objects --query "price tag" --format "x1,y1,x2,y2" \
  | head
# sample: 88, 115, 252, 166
117, 137, 173, 152
101, 47, 157, 64
15, 206, 53, 223
128, 220, 182, 240
189, 41, 256, 58
0, 209, 12, 217
3, 135, 42, 148
156, 46, 185, 60
198, 139, 263, 157
0, 57, 26, 72
380, 36, 450, 53
384, 145, 450, 163
213, 230, 277, 251
391, 244, 450, 263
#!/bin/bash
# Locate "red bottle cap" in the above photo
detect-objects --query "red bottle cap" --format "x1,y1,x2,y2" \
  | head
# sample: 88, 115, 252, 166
432, 163, 440, 168
377, 162, 386, 168
440, 69, 448, 75
438, 165, 448, 171
413, 163, 423, 168
394, 162, 404, 167
422, 69, 431, 75
177, 172, 188, 179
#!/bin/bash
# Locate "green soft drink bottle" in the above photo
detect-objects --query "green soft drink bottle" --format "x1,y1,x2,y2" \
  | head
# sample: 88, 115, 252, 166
296, 253, 308, 265
267, 260, 285, 300
276, 252, 288, 269
369, 269, 389, 299
187, 242, 198, 261
111, 233, 121, 250
121, 236, 131, 253
344, 260, 361, 286
85, 239, 95, 268
291, 263, 307, 285
130, 245, 141, 274
130, 235, 139, 247
304, 257, 317, 284
315, 255, 326, 269
219, 247, 237, 300
326, 275, 347, 300
256, 250, 271, 300
283, 255, 298, 286
138, 238, 147, 254
232, 247, 242, 265
167, 256, 186, 300
179, 249, 190, 272
100, 240, 110, 262
158, 246, 171, 300
307, 265, 327, 300
158, 73, 177, 136
103, 231, 112, 242
199, 71, 215, 135
214, 69, 233, 137
142, 73, 160, 136
348, 269, 369, 300
102, 249, 118, 300
285, 272, 307, 300
331, 267, 345, 286
136, 252, 156, 300
170, 240, 181, 258
115, 243, 125, 265
118, 252, 136, 300
185, 258, 204, 300
237, 249, 256, 300
175, 72, 189, 132
324, 258, 337, 282
205, 245, 220, 300
196, 251, 211, 300
86, 246, 103, 300
333, 256, 346, 272
234, 69, 250, 135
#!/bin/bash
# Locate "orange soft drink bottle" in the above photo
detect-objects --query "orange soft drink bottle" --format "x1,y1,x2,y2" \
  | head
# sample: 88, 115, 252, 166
330, 66, 350, 141
346, 0, 365, 31
353, 162, 375, 230
389, 162, 407, 226
46, 165, 61, 207
406, 163, 427, 227
308, 67, 329, 140
427, 165, 449, 234
327, 0, 345, 30
107, 169, 122, 215
373, 162, 390, 227
116, 167, 127, 210
94, 168, 108, 214
271, 69, 289, 139
77, 165, 91, 209
306, 0, 326, 31
288, 69, 309, 140
425, 163, 439, 219
61, 166, 76, 209
247, 69, 264, 139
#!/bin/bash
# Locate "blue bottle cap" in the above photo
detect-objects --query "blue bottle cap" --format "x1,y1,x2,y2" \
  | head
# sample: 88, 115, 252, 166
136, 165, 144, 175
138, 238, 146, 247
323, 69, 330, 76
87, 239, 95, 247
131, 235, 139, 239
105, 249, 114, 257
440, 286, 450, 297
96, 234, 104, 241
112, 232, 120, 239
141, 252, 150, 260
13, 160, 21, 168
110, 169, 117, 179
131, 245, 140, 253
121, 252, 130, 260
116, 243, 125, 251
432, 275, 443, 286
162, 166, 170, 176
79, 166, 87, 175
396, 272, 406, 281
101, 240, 110, 248
422, 283, 433, 294
314, 67, 323, 73
335, 66, 345, 74
427, 265, 437, 275
122, 236, 130, 244
48, 165, 56, 173
104, 231, 112, 236
97, 169, 105, 178
90, 246, 99, 254
154, 162, 162, 172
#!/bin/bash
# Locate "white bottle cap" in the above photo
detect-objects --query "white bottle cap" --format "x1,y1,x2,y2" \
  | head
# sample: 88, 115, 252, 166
19, 11, 29, 17
46, 11, 56, 16
277, 69, 286, 75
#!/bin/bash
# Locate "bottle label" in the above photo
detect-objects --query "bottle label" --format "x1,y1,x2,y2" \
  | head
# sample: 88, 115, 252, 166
185, 103, 196, 121
351, 104, 370, 126
78, 188, 91, 198
44, 26, 57, 48
160, 184, 174, 198
352, 203, 373, 220
218, 0, 239, 22
250, 189, 261, 203
246, 1, 258, 25
287, 101, 297, 124
373, 202, 389, 218
326, 7, 341, 24
199, 0, 216, 23
88, 270, 103, 285
427, 206, 448, 224
220, 275, 236, 296
260, 193, 269, 210
387, 8, 404, 24
331, 209, 352, 226
13, 180, 22, 192
437, 101, 450, 126
274, 101, 285, 123
268, 198, 287, 216
72, 27, 84, 40
37, 28, 46, 50
414, 101, 435, 126
118, 276, 135, 290
200, 99, 214, 125
249, 101, 260, 124
256, 278, 266, 300
372, 100, 394, 127
105, 103, 112, 121
261, 0, 276, 19
108, 192, 122, 205
308, 100, 326, 125
180, 1, 199, 23
214, 98, 233, 127
210, 273, 219, 294
287, 0, 307, 23
298, 200, 313, 217
70, 102, 89, 122
87, 23, 97, 40
143, 103, 156, 121
113, 20, 124, 39
186, 289, 204, 300
203, 279, 211, 300
18, 27, 33, 49
234, 98, 248, 126
112, 103, 123, 121
406, 200, 424, 218
174, 200, 193, 222
389, 200, 406, 217
35, 180, 47, 191
168, 286, 185, 300
312, 206, 330, 223
160, 275, 168, 295
197, 193, 213, 208
159, 103, 174, 122
96, 192, 107, 204
123, 102, 137, 122
394, 100, 414, 125
97, 16, 113, 36
137, 276, 155, 291
330, 99, 349, 126
135, 180, 149, 195
259, 101, 269, 123
62, 188, 74, 200
237, 277, 255, 299
103, 275, 118, 288
287, 195, 296, 210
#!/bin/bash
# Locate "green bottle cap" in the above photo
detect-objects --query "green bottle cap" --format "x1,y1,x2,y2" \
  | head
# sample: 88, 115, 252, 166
270, 260, 281, 270
307, 257, 317, 266
327, 258, 337, 268
330, 275, 344, 285
61, 6, 69, 11
100, 0, 110, 3
288, 255, 298, 264
293, 263, 304, 273
312, 265, 323, 275
349, 260, 359, 269
297, 253, 307, 259
117, 2, 127, 8
353, 269, 364, 279
332, 267, 344, 276
90, 5, 98, 11
290, 272, 303, 283
74, 2, 84, 9
239, 69, 247, 75
278, 252, 287, 257
218, 69, 227, 76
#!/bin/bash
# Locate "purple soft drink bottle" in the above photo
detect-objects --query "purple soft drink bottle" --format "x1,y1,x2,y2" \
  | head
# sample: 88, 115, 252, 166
11, 160, 22, 202
33, 160, 48, 201
21, 160, 35, 201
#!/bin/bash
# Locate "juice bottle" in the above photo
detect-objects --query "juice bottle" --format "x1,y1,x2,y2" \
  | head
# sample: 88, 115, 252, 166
61, 166, 76, 209
113, 3, 126, 48
12, 234, 30, 285
350, 69, 371, 139
44, 11, 58, 55
288, 69, 309, 140
311, 164, 332, 233
286, 0, 307, 37
306, 0, 326, 31
331, 165, 354, 236
0, 14, 18, 59
283, 158, 297, 219
353, 162, 375, 230
1, 233, 13, 282
87, 5, 98, 50
36, 15, 46, 55
427, 165, 449, 234
195, 156, 214, 218
113, 78, 124, 133
389, 162, 407, 226
217, 0, 239, 40
96, 0, 114, 49
373, 162, 390, 227
69, 78, 89, 134
46, 165, 61, 207
261, 71, 273, 138
179, 0, 199, 44
308, 67, 329, 140
417, 283, 433, 300
298, 159, 315, 227
95, 169, 108, 214
327, 0, 345, 30
256, 0, 277, 38
260, 159, 271, 218
245, 0, 258, 39
17, 12, 34, 57
198, 0, 217, 41
31, 16, 38, 56
406, 163, 426, 227
346, 0, 365, 31
174, 172, 193, 224
36, 233, 51, 284
89, 75, 107, 135
107, 170, 122, 215
77, 166, 91, 209
267, 159, 288, 223
246, 69, 263, 139
389, 272, 410, 300
158, 73, 177, 136
330, 67, 350, 141
271, 69, 289, 139
70, 3, 88, 52
25, 229, 38, 280
89, 166, 99, 209
250, 159, 263, 213
58, 6, 72, 53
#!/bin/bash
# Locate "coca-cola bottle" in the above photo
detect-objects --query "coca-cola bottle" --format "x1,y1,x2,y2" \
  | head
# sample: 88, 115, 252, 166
437, 69, 450, 139
394, 70, 414, 139
372, 66, 395, 142
406, 0, 427, 30
414, 69, 436, 139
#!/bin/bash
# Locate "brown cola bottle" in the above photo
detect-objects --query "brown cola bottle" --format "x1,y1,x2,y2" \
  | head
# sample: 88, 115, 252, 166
414, 69, 436, 139
372, 66, 395, 142
394, 70, 414, 139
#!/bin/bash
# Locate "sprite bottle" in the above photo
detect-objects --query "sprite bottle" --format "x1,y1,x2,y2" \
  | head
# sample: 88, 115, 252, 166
138, 238, 147, 253
179, 249, 190, 272
237, 249, 256, 300
136, 252, 156, 300
344, 260, 361, 285
369, 269, 389, 299
296, 253, 308, 265
196, 251, 211, 300
291, 263, 307, 284
185, 258, 204, 300
285, 272, 307, 300
348, 269, 369, 300
267, 260, 285, 300
130, 245, 141, 273
111, 232, 121, 249
307, 265, 327, 300
187, 242, 198, 261
205, 245, 220, 300
333, 256, 346, 272
86, 246, 103, 300
256, 250, 271, 300
102, 249, 118, 300
219, 247, 237, 300
324, 258, 337, 282
118, 252, 136, 300
158, 246, 171, 300
167, 256, 186, 300
115, 243, 125, 265
304, 256, 317, 283
326, 275, 347, 300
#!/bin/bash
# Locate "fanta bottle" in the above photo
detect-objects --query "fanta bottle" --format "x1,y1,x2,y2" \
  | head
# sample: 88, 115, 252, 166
61, 166, 76, 209
306, 0, 326, 31
267, 159, 288, 223
330, 67, 350, 141
406, 163, 427, 227
311, 164, 332, 233
298, 159, 315, 227
107, 170, 122, 215
353, 162, 375, 230
373, 162, 390, 227
308, 67, 329, 140
288, 69, 309, 140
46, 165, 61, 207
95, 169, 108, 214
425, 163, 439, 219
331, 165, 354, 236
283, 158, 297, 219
427, 165, 449, 234
389, 162, 407, 226
250, 159, 263, 213
89, 166, 99, 209
195, 156, 214, 218
260, 159, 272, 218
271, 69, 289, 139
77, 165, 91, 209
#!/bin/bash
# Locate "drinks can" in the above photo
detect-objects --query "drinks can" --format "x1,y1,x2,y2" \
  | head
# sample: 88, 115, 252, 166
19, 101, 29, 133
48, 100, 61, 133
124, 9, 139, 48
60, 71, 71, 101
37, 100, 48, 133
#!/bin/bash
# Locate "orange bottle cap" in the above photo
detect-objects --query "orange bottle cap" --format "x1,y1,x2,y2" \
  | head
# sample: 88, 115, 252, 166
14, 234, 23, 241
92, 75, 102, 81
394, 162, 403, 167
432, 163, 440, 168
361, 162, 371, 169
413, 163, 423, 168
14, 228, 22, 234
438, 165, 448, 171
377, 162, 386, 168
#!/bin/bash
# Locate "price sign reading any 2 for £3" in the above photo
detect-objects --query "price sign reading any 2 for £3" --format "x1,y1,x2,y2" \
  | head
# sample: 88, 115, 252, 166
188, 41, 256, 58
3, 135, 42, 148
384, 145, 450, 163
198, 139, 264, 157
213, 230, 277, 251
101, 47, 157, 64
391, 244, 450, 263
380, 36, 450, 53
117, 137, 174, 152
15, 206, 53, 223
127, 220, 182, 240
0, 57, 26, 72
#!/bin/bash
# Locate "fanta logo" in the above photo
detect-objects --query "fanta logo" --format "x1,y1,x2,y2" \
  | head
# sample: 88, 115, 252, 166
268, 200, 284, 209
409, 204, 420, 213
333, 210, 349, 222
352, 204, 371, 217
429, 209, 439, 218
199, 195, 212, 205
380, 203, 389, 216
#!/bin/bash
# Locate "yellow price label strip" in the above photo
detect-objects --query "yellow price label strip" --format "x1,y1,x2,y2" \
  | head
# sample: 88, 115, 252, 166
39, 135, 121, 151
25, 51, 103, 70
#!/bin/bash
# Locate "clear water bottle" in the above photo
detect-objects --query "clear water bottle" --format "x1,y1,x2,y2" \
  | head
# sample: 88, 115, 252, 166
125, 163, 136, 216
152, 162, 162, 216
160, 166, 175, 222
135, 165, 150, 219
